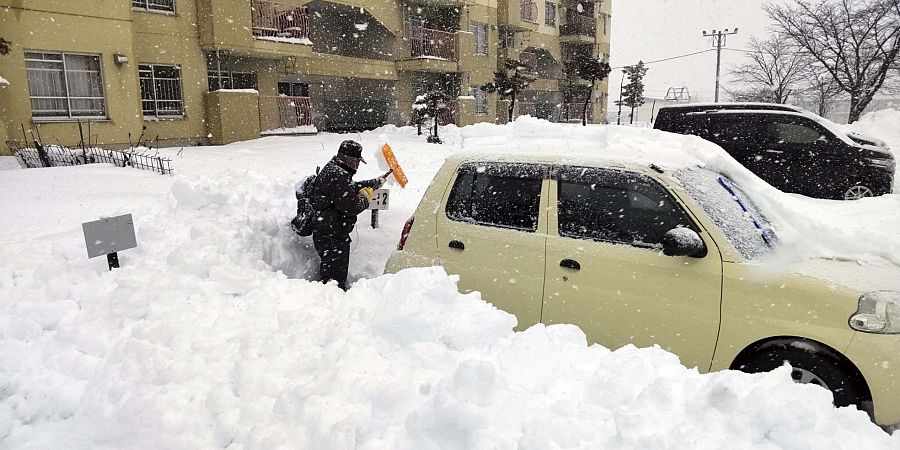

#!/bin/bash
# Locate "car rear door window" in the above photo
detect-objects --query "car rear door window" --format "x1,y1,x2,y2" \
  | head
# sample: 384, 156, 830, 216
557, 167, 697, 247
766, 121, 823, 145
446, 162, 544, 232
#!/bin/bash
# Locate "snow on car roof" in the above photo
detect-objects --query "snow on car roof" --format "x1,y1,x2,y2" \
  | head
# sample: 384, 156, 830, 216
658, 102, 803, 111
455, 116, 730, 172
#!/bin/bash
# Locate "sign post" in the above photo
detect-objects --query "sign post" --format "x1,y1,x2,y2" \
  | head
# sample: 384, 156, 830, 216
82, 214, 138, 270
368, 189, 390, 229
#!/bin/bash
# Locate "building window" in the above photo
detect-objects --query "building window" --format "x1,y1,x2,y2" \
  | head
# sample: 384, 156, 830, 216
469, 21, 488, 55
133, 0, 175, 13
470, 86, 488, 116
278, 82, 309, 97
207, 69, 258, 91
139, 64, 184, 118
500, 30, 516, 49
25, 51, 106, 119
545, 2, 557, 27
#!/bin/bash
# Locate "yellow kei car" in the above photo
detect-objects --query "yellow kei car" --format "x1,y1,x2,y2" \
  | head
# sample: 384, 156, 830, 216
385, 152, 900, 426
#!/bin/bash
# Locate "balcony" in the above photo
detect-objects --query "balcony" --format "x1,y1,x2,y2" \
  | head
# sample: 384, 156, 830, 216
561, 12, 596, 39
409, 26, 459, 61
259, 95, 315, 134
519, 51, 539, 75
520, 0, 539, 23
251, 0, 311, 44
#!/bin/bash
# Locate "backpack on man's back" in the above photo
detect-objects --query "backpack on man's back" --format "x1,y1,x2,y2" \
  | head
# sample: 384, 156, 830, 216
291, 167, 319, 237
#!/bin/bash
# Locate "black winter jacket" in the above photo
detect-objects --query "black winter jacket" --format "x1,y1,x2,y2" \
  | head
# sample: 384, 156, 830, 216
310, 156, 380, 236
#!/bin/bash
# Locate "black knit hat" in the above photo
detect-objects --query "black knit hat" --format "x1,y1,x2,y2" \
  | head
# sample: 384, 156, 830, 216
338, 140, 366, 164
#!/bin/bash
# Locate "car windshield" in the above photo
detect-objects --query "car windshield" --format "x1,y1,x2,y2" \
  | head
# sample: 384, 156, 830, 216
674, 167, 778, 260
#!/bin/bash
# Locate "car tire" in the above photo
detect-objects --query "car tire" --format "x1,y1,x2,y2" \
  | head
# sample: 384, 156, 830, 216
738, 345, 868, 409
844, 185, 874, 200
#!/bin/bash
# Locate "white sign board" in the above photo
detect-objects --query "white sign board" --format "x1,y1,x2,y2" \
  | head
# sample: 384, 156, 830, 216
368, 189, 390, 210
82, 214, 137, 258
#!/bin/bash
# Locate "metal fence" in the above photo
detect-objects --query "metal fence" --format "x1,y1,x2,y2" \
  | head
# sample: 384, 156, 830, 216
259, 95, 313, 133
7, 141, 173, 175
561, 12, 596, 37
250, 0, 310, 41
409, 27, 459, 61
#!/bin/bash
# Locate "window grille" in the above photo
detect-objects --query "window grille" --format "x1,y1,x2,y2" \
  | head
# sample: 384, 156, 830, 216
133, 0, 175, 13
139, 64, 184, 117
470, 86, 488, 115
545, 2, 557, 27
25, 51, 106, 119
469, 21, 488, 55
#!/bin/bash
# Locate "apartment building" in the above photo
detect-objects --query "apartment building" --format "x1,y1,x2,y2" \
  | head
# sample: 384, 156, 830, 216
0, 0, 611, 153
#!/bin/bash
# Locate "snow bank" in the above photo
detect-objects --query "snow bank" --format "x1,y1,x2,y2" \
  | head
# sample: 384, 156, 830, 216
851, 108, 900, 155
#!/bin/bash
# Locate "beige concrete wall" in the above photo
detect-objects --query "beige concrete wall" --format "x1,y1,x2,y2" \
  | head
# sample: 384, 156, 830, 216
133, 0, 209, 145
0, 3, 141, 153
204, 90, 260, 145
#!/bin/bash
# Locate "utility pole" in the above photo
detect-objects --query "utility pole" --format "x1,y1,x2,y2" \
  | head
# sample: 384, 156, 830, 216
616, 69, 625, 125
702, 28, 738, 103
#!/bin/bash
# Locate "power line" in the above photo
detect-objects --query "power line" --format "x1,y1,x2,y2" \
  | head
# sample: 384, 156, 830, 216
611, 49, 717, 69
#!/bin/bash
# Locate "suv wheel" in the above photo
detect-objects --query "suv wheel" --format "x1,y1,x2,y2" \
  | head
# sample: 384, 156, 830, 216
844, 185, 874, 200
739, 346, 867, 409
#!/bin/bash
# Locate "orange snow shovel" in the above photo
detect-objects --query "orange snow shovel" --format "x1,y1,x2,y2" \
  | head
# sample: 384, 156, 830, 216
381, 143, 408, 188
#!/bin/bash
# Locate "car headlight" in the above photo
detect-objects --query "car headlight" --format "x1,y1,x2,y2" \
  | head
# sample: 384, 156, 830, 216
849, 291, 900, 334
865, 157, 895, 170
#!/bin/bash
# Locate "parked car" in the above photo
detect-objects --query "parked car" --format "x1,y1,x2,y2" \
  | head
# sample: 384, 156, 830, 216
386, 152, 900, 427
653, 103, 895, 200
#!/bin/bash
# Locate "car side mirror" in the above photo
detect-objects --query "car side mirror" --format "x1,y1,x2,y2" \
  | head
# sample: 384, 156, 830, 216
662, 228, 707, 258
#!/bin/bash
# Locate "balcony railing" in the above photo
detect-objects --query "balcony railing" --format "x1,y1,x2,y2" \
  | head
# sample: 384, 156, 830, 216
259, 95, 314, 133
409, 27, 458, 61
251, 0, 310, 42
520, 0, 539, 23
561, 12, 596, 37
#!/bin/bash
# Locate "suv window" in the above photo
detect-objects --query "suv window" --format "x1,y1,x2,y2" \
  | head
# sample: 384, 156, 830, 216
706, 116, 765, 146
446, 162, 544, 232
557, 167, 697, 247
766, 120, 823, 145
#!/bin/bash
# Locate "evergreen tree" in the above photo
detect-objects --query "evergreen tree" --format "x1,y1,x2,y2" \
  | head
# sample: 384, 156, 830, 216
482, 59, 536, 122
413, 91, 452, 144
620, 61, 648, 124
0, 37, 11, 55
568, 54, 611, 126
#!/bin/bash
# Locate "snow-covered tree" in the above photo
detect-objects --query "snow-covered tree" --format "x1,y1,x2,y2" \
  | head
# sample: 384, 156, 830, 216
413, 91, 452, 144
766, 0, 900, 122
619, 61, 647, 124
482, 59, 536, 122
567, 54, 611, 126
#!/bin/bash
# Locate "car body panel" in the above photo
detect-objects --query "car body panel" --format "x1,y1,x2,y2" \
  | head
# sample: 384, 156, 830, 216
845, 332, 900, 425
541, 175, 724, 371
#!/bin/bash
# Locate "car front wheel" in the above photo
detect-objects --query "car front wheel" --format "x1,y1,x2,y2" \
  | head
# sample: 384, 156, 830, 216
738, 346, 868, 409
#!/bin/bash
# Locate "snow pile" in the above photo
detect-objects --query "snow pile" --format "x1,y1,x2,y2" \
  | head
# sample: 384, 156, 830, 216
0, 75, 8, 86
2, 120, 900, 447
850, 108, 900, 154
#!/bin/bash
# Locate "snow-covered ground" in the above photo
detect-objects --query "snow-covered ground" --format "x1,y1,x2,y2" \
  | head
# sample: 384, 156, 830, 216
1, 117, 899, 448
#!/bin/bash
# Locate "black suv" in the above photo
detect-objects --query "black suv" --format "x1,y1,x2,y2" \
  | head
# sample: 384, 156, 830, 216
654, 103, 895, 200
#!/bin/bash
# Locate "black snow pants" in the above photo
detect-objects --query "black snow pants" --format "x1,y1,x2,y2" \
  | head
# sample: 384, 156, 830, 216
313, 232, 351, 290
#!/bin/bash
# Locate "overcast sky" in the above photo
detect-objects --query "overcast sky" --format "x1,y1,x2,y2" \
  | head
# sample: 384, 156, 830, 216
610, 0, 781, 102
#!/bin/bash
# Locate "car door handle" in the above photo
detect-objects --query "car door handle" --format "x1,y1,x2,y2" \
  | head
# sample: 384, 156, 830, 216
449, 240, 465, 250
765, 149, 784, 154
560, 259, 581, 270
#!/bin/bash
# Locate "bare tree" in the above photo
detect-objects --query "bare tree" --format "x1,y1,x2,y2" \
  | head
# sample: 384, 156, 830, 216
803, 70, 844, 117
729, 36, 808, 103
766, 0, 900, 122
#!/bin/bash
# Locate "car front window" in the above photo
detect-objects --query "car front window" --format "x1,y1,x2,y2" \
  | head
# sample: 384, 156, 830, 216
674, 168, 777, 260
